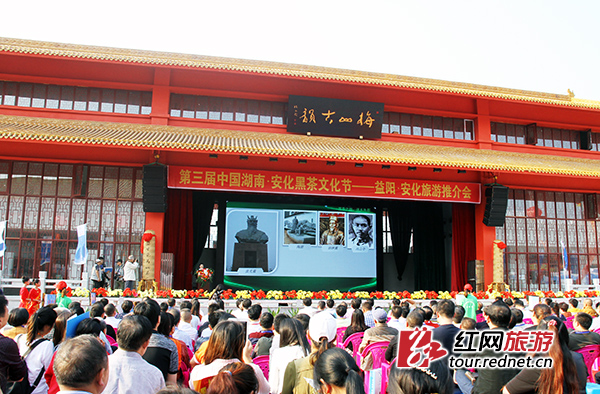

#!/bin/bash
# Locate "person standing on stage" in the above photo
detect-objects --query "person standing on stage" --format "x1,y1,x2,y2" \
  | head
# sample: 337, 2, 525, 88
124, 255, 140, 290
18, 276, 30, 308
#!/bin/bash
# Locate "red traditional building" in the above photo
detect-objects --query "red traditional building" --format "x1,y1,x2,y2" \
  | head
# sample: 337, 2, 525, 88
1, 37, 599, 292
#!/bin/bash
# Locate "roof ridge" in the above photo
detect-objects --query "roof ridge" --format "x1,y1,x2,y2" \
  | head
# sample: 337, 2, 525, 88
1, 37, 599, 109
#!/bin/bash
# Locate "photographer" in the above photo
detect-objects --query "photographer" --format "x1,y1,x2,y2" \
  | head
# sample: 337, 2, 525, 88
124, 255, 139, 290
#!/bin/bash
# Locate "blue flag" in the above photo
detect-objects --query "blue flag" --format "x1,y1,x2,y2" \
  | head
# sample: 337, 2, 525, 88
74, 223, 87, 265
0, 220, 6, 258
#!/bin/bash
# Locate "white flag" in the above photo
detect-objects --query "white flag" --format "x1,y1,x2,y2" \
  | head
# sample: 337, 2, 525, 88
73, 223, 87, 265
0, 220, 6, 258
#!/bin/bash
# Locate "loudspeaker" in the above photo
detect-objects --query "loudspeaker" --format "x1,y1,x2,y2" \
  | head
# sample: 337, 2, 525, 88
483, 185, 509, 227
143, 163, 167, 212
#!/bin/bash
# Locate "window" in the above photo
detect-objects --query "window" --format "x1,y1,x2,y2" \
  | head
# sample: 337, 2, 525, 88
1, 161, 145, 280
170, 94, 286, 125
0, 81, 152, 115
496, 189, 599, 291
491, 122, 581, 149
205, 204, 219, 249
382, 112, 474, 140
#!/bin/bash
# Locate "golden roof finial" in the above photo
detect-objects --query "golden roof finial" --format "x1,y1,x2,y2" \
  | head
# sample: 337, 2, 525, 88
568, 89, 575, 99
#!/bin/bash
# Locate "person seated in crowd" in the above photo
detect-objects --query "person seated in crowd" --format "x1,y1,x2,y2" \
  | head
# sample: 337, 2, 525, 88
359, 307, 398, 370
510, 308, 529, 330
342, 309, 369, 352
158, 311, 192, 386
503, 315, 587, 394
53, 335, 109, 394
160, 302, 169, 313
316, 301, 326, 312
560, 302, 572, 319
422, 305, 438, 328
206, 362, 258, 394
581, 299, 598, 317
432, 300, 460, 361
0, 294, 28, 394
90, 301, 117, 340
104, 303, 121, 331
293, 314, 310, 333
549, 302, 565, 321
17, 306, 57, 394
460, 317, 476, 330
281, 311, 336, 394
189, 320, 269, 394
513, 298, 532, 320
568, 312, 600, 351
169, 308, 193, 352
167, 298, 176, 310
259, 313, 289, 357
387, 305, 405, 331
455, 301, 521, 394
246, 304, 263, 336
385, 309, 424, 362
335, 303, 350, 328
135, 298, 179, 385
190, 300, 202, 329
105, 315, 166, 394
568, 298, 581, 313
231, 299, 245, 320
238, 299, 254, 321
349, 298, 362, 318
361, 299, 376, 328
2, 307, 29, 339
198, 302, 223, 338
453, 305, 465, 328
116, 299, 134, 319
179, 308, 199, 343
326, 299, 337, 317
526, 303, 552, 331
269, 318, 309, 394
192, 311, 236, 366
248, 312, 274, 347
388, 361, 453, 394
313, 347, 365, 394
298, 297, 317, 317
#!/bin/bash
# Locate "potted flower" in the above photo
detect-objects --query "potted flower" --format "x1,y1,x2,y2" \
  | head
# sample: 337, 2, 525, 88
195, 264, 214, 290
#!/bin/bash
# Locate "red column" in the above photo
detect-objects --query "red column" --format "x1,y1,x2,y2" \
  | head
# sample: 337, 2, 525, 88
145, 212, 165, 284
474, 202, 497, 287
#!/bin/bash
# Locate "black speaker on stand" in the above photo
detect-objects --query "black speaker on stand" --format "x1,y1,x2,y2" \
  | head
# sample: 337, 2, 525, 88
143, 163, 168, 212
483, 185, 509, 227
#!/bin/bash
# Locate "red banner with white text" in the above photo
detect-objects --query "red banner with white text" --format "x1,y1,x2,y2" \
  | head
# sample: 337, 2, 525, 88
168, 166, 481, 203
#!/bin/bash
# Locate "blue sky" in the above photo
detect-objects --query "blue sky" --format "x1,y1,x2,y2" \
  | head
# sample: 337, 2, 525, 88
2, 0, 599, 100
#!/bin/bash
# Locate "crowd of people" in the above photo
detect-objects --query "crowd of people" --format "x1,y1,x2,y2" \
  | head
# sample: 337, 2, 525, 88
1, 282, 600, 394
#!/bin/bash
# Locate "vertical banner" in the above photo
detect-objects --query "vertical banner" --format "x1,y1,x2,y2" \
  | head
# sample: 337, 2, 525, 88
74, 224, 88, 265
0, 220, 6, 258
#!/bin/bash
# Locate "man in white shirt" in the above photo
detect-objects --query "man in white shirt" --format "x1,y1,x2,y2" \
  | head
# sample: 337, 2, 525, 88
104, 303, 121, 332
298, 298, 317, 317
53, 335, 109, 394
179, 309, 199, 343
104, 315, 165, 394
387, 305, 406, 331
232, 299, 251, 321
246, 304, 263, 336
123, 255, 139, 290
168, 308, 193, 351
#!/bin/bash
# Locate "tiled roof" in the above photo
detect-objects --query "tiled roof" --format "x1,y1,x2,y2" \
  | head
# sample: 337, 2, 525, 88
1, 37, 599, 110
1, 115, 599, 177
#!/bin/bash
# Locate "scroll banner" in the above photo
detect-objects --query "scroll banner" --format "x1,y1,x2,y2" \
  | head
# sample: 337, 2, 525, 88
169, 166, 481, 204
